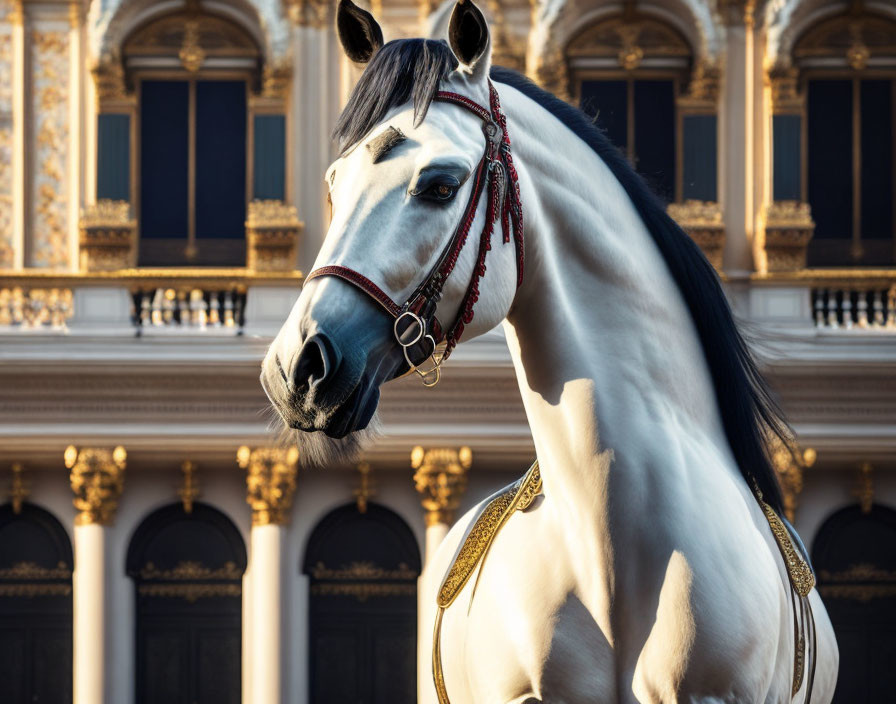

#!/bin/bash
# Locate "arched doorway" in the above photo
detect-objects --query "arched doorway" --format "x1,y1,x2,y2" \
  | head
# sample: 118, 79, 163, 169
0, 503, 73, 704
127, 502, 246, 704
813, 503, 896, 702
303, 503, 421, 703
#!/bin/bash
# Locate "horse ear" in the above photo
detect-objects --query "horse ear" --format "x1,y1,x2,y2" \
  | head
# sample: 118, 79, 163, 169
336, 0, 384, 64
448, 0, 491, 75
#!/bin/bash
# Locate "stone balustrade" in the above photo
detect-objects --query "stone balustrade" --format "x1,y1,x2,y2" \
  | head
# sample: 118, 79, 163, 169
812, 286, 896, 330
132, 287, 246, 332
0, 287, 73, 329
0, 270, 302, 336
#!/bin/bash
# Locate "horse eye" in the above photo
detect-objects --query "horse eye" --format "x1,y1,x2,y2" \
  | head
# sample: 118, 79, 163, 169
412, 182, 459, 203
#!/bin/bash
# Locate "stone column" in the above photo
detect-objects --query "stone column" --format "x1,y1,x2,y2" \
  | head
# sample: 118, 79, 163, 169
720, 0, 756, 273
238, 446, 299, 704
412, 446, 471, 565
65, 445, 126, 704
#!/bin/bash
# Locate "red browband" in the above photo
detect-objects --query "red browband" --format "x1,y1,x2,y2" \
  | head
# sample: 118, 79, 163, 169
306, 80, 524, 377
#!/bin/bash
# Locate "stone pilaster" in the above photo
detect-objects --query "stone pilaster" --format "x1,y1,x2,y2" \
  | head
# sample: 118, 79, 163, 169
66, 445, 126, 704
238, 445, 299, 704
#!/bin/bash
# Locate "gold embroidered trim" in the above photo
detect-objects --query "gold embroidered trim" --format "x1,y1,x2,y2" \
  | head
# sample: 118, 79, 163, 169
437, 461, 541, 609
758, 499, 815, 598
433, 461, 542, 704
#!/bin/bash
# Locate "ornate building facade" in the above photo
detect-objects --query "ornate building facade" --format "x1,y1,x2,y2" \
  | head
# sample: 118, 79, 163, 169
0, 0, 894, 702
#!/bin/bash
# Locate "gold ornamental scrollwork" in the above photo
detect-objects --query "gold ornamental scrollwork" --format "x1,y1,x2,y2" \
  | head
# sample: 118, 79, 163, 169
238, 445, 299, 526
65, 445, 126, 526
7, 462, 28, 514
286, 0, 330, 28
764, 201, 815, 273
79, 200, 137, 271
768, 436, 815, 523
310, 561, 418, 601
0, 559, 72, 597
667, 201, 725, 271
412, 446, 471, 526
245, 200, 303, 272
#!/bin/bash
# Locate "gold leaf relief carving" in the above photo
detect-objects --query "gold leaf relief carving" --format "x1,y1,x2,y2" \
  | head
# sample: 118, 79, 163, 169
31, 30, 69, 269
0, 27, 12, 268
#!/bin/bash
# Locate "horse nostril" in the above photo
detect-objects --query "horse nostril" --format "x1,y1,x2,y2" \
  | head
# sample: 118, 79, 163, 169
292, 333, 340, 393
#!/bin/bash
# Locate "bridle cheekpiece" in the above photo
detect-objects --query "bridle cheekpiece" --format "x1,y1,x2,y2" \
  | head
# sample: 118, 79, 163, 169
306, 80, 524, 387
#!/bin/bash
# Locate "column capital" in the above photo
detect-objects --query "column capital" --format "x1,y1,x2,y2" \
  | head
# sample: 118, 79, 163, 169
65, 445, 126, 525
720, 0, 755, 28
286, 0, 329, 28
769, 436, 815, 522
412, 446, 471, 526
238, 446, 299, 526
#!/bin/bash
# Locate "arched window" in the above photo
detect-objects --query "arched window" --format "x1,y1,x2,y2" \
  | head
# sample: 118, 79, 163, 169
95, 2, 290, 268
0, 503, 73, 704
565, 12, 704, 204
792, 11, 896, 265
303, 503, 421, 704
127, 503, 246, 704
813, 504, 896, 702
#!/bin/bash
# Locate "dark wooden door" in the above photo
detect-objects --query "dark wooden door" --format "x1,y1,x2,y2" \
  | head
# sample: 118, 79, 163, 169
139, 616, 241, 704
0, 504, 73, 704
128, 503, 246, 704
304, 503, 421, 704
814, 504, 896, 703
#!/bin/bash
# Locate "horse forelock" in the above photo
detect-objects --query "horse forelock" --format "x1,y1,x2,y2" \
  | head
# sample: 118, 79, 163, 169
333, 39, 459, 153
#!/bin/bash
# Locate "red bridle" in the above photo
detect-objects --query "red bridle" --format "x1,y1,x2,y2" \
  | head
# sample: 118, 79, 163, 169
306, 80, 524, 386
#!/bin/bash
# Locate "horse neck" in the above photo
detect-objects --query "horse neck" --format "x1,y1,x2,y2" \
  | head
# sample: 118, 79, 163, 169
500, 92, 731, 517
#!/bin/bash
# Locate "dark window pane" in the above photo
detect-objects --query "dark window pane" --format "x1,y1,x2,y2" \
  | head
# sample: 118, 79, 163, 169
773, 114, 802, 201
634, 80, 676, 202
860, 80, 893, 241
580, 80, 628, 152
253, 114, 286, 200
195, 81, 247, 239
140, 81, 189, 239
807, 80, 852, 241
682, 114, 717, 202
97, 113, 130, 201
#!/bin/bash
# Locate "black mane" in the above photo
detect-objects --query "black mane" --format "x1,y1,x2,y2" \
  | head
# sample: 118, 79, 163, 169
336, 40, 788, 512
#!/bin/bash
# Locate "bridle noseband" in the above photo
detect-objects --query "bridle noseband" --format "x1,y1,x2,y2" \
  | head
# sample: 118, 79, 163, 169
306, 80, 524, 386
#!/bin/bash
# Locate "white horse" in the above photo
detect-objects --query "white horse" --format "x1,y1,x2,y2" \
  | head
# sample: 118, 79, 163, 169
261, 1, 839, 701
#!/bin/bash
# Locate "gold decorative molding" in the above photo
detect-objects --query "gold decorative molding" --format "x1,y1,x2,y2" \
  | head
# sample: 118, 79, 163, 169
353, 461, 374, 514
245, 199, 303, 272
0, 11, 13, 269
7, 462, 27, 514
768, 436, 815, 522
412, 446, 471, 526
79, 200, 137, 272
179, 460, 199, 514
854, 462, 873, 514
286, 0, 330, 28
0, 558, 72, 597
310, 560, 417, 601
532, 46, 569, 102
32, 30, 70, 269
238, 445, 299, 526
0, 286, 73, 328
818, 563, 896, 602
139, 560, 242, 582
679, 62, 720, 110
846, 21, 869, 71
667, 200, 725, 271
0, 560, 70, 580
179, 19, 205, 72
764, 201, 815, 273
91, 53, 131, 108
769, 67, 802, 114
65, 445, 126, 526
258, 60, 292, 103
719, 0, 754, 28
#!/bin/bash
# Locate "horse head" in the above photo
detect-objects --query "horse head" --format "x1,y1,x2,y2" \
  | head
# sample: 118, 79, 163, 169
261, 0, 522, 464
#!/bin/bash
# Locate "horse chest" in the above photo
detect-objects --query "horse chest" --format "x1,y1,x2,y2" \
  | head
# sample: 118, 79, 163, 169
433, 505, 617, 703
